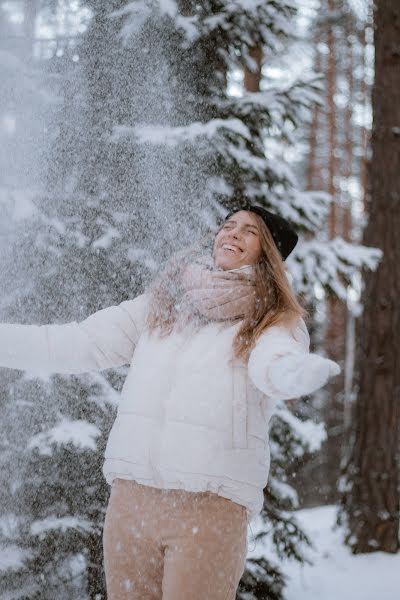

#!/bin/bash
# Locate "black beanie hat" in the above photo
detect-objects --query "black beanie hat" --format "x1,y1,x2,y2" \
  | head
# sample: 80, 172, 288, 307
225, 205, 298, 261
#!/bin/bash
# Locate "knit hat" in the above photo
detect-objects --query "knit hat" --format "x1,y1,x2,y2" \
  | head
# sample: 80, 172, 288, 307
225, 205, 298, 261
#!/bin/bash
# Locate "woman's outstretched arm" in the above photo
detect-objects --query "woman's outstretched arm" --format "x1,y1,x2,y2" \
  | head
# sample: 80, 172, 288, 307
0, 293, 148, 375
248, 318, 340, 401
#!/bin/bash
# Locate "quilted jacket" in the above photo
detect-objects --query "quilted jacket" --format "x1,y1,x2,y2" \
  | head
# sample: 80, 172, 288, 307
0, 292, 339, 521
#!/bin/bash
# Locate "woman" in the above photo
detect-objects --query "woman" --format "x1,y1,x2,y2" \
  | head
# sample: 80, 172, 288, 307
0, 206, 340, 599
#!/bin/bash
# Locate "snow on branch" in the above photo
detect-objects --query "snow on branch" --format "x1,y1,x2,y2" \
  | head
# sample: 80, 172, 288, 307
111, 119, 311, 193
275, 404, 327, 455
28, 418, 101, 456
81, 370, 126, 410
110, 120, 331, 235
264, 189, 331, 232
108, 0, 299, 55
216, 74, 324, 130
289, 237, 383, 301
202, 1, 297, 47
268, 478, 299, 509
109, 1, 199, 45
30, 516, 94, 538
110, 118, 252, 147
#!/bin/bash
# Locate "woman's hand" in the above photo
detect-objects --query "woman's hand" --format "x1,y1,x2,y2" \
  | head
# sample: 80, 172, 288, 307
268, 353, 341, 399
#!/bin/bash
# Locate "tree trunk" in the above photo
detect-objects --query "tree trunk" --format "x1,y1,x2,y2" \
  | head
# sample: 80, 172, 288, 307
243, 46, 263, 92
324, 0, 348, 506
306, 33, 322, 191
342, 0, 400, 554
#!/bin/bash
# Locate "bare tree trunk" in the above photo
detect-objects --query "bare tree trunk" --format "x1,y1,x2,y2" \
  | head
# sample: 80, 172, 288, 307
306, 34, 322, 191
359, 4, 373, 215
324, 0, 348, 506
243, 46, 263, 92
341, 0, 400, 554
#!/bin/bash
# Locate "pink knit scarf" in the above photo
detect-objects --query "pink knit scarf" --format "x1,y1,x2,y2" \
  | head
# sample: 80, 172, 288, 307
176, 255, 257, 323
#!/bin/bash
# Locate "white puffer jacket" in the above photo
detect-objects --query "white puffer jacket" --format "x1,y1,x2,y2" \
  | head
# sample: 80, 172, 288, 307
0, 293, 339, 521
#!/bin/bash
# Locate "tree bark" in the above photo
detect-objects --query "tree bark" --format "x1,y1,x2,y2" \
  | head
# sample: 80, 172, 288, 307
324, 0, 348, 506
306, 33, 322, 191
342, 0, 400, 554
243, 46, 263, 92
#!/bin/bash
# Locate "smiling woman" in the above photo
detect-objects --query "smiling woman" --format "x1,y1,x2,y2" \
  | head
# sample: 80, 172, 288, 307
212, 207, 305, 361
146, 206, 306, 362
0, 205, 340, 600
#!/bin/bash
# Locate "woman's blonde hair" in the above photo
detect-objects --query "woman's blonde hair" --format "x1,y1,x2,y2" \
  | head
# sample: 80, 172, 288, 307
146, 211, 308, 361
230, 212, 307, 360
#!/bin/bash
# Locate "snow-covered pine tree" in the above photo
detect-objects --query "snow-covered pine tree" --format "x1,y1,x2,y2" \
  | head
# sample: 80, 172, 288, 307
0, 1, 381, 599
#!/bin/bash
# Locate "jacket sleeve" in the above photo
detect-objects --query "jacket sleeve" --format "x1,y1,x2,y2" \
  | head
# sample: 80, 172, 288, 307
0, 293, 148, 375
247, 318, 340, 401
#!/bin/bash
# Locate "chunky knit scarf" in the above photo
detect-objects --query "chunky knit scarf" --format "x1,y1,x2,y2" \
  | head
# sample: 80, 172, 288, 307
176, 255, 257, 323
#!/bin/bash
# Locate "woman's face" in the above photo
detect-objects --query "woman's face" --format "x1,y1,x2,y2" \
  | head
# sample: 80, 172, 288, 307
213, 210, 263, 270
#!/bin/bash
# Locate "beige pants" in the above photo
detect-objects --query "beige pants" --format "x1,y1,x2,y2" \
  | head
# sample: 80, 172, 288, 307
103, 479, 248, 600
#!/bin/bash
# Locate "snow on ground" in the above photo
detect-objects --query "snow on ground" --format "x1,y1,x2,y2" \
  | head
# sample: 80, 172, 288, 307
252, 505, 400, 600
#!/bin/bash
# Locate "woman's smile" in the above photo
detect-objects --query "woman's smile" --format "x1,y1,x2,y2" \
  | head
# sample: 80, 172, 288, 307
221, 243, 242, 254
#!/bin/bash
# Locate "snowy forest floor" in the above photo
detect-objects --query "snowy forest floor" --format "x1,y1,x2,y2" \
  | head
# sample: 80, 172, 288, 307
249, 505, 400, 600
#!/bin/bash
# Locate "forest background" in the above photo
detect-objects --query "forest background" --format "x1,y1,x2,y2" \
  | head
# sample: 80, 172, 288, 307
0, 1, 398, 599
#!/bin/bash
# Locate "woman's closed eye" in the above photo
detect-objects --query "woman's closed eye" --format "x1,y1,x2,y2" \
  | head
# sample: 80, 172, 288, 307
222, 225, 258, 235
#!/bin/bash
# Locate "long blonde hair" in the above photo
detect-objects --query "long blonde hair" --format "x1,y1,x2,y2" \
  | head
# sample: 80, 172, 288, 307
146, 212, 308, 361
231, 212, 307, 360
